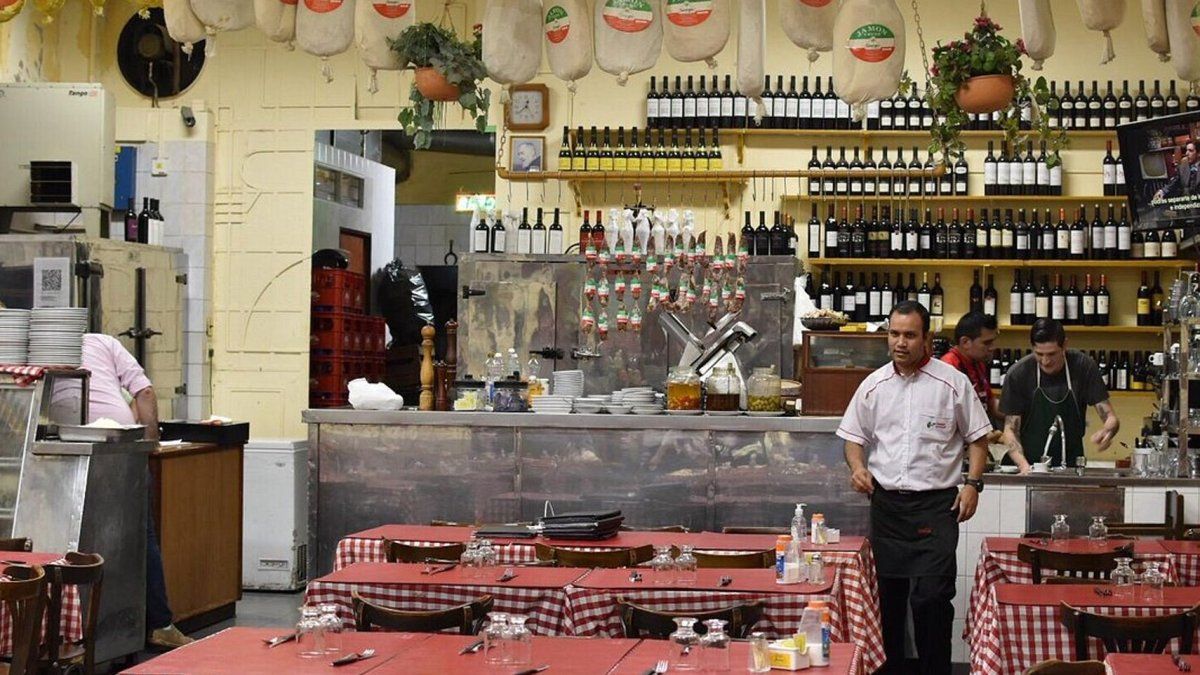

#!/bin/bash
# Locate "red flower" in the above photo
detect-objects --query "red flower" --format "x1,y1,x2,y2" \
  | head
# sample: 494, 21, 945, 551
931, 65, 940, 77
1015, 38, 1027, 55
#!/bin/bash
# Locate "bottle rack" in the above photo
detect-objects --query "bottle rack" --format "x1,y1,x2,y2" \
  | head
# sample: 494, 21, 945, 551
806, 258, 1192, 270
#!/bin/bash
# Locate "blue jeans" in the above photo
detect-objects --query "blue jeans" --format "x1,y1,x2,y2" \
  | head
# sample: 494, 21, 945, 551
146, 503, 173, 630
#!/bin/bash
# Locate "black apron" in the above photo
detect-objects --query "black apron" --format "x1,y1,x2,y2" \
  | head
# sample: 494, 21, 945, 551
1017, 357, 1085, 468
870, 481, 959, 578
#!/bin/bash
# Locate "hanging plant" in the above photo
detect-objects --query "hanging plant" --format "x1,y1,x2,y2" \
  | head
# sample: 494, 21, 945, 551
390, 22, 491, 150
918, 15, 1068, 167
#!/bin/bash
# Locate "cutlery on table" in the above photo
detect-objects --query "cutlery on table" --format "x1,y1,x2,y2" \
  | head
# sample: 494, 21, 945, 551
640, 658, 669, 675
459, 639, 484, 655
512, 665, 550, 675
629, 571, 642, 583
1092, 586, 1113, 597
263, 632, 297, 648
422, 563, 457, 576
718, 576, 732, 587
1176, 655, 1193, 672
497, 567, 518, 582
331, 648, 376, 667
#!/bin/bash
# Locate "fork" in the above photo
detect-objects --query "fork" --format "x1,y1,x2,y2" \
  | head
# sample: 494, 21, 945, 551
1176, 655, 1192, 672
642, 658, 668, 675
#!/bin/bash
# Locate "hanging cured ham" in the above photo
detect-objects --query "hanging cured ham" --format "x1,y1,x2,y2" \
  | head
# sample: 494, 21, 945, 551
355, 0, 415, 92
543, 1, 593, 91
779, 0, 838, 63
595, 0, 663, 85
663, 0, 730, 68
833, 0, 906, 121
296, 0, 356, 81
1018, 0, 1056, 70
1075, 0, 1126, 64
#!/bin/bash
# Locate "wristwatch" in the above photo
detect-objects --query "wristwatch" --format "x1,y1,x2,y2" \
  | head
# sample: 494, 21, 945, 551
964, 478, 984, 492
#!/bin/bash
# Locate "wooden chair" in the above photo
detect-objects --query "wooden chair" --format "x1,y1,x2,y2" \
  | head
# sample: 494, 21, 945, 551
385, 541, 465, 564
1107, 490, 1184, 539
1024, 659, 1106, 675
619, 525, 689, 533
617, 597, 766, 639
0, 538, 32, 552
534, 543, 653, 568
43, 552, 104, 675
721, 526, 787, 535
352, 592, 493, 635
1060, 602, 1200, 658
693, 550, 774, 569
1017, 543, 1133, 585
0, 564, 47, 675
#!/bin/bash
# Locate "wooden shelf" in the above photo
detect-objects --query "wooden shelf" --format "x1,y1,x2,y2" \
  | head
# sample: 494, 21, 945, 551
945, 323, 1162, 335
783, 195, 1115, 204
991, 387, 1156, 398
806, 258, 1191, 269
711, 128, 1115, 139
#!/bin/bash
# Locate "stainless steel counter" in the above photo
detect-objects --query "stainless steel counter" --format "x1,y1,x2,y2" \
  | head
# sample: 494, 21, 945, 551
301, 409, 842, 433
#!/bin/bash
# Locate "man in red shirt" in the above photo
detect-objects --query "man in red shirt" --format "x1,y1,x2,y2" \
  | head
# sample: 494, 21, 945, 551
941, 311, 1002, 426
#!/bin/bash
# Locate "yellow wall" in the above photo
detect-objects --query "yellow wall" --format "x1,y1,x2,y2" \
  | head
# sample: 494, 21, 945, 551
396, 150, 495, 205
27, 0, 1172, 439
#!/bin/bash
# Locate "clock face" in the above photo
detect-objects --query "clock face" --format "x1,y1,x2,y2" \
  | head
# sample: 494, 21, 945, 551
509, 90, 546, 126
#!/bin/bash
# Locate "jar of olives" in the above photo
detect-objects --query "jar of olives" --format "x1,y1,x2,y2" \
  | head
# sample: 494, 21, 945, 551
705, 364, 741, 412
746, 366, 782, 413
666, 367, 703, 411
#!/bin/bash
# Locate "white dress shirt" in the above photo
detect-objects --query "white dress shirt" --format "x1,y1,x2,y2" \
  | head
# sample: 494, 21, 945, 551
837, 356, 992, 492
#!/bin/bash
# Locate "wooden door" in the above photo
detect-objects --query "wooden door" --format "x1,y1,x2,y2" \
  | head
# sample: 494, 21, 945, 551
339, 229, 371, 306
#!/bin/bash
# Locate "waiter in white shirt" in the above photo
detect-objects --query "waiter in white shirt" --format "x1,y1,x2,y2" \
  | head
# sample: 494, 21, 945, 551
837, 301, 990, 675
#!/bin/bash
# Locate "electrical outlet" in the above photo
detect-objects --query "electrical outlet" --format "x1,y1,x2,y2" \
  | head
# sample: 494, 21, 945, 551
151, 158, 168, 176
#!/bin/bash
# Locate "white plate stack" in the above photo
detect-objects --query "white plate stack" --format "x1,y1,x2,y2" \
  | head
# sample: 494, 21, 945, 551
552, 370, 585, 398
530, 395, 576, 414
0, 309, 31, 365
27, 307, 88, 367
613, 387, 664, 415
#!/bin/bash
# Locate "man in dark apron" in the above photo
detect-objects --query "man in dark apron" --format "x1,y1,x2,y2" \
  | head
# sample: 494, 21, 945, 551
838, 301, 991, 675
999, 319, 1118, 472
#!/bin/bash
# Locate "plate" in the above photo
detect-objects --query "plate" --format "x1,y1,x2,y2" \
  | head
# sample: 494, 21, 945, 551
746, 411, 786, 417
705, 410, 743, 416
665, 409, 703, 416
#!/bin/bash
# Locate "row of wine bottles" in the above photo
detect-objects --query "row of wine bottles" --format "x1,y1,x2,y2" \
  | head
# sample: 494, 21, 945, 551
980, 140, 1065, 196
1002, 270, 1114, 326
122, 197, 165, 246
471, 207, 567, 255
986, 349, 1152, 392
556, 126, 724, 173
645, 75, 1197, 132
812, 270, 949, 324
805, 146, 970, 197
806, 203, 1177, 261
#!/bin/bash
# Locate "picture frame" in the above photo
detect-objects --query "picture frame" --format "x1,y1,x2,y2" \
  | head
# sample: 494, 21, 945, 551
504, 83, 551, 131
509, 136, 545, 173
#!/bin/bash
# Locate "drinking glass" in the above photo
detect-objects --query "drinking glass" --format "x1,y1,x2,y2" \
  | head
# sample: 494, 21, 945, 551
1050, 514, 1070, 542
1112, 557, 1136, 600
507, 615, 533, 666
667, 617, 701, 671
1088, 516, 1108, 544
461, 541, 481, 578
674, 545, 698, 587
650, 546, 676, 585
747, 632, 771, 673
482, 613, 510, 666
317, 603, 343, 655
699, 619, 731, 671
1074, 455, 1088, 477
296, 606, 325, 659
478, 539, 498, 568
809, 553, 825, 586
1142, 561, 1166, 603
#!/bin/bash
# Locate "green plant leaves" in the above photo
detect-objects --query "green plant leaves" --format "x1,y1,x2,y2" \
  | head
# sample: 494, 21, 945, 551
392, 23, 492, 150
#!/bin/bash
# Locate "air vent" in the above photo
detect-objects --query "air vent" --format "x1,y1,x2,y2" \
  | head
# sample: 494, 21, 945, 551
29, 161, 75, 205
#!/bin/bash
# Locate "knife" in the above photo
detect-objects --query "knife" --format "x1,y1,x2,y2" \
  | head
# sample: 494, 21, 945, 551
422, 563, 458, 576
263, 632, 297, 648
459, 639, 484, 655
512, 665, 550, 675
331, 649, 376, 667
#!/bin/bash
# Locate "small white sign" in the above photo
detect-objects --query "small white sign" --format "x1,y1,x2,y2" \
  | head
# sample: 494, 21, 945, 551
32, 257, 71, 308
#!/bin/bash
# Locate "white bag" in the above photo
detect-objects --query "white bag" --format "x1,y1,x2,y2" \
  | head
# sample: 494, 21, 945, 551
663, 0, 731, 68
543, 1, 593, 91
595, 0, 663, 85
1075, 0, 1126, 64
1166, 0, 1200, 83
737, 0, 765, 120
1141, 0, 1171, 62
347, 378, 404, 410
1018, 0, 1056, 70
355, 0, 415, 92
255, 0, 296, 45
833, 0, 905, 121
296, 0, 356, 81
189, 0, 253, 55
483, 0, 542, 89
164, 0, 208, 54
779, 0, 839, 63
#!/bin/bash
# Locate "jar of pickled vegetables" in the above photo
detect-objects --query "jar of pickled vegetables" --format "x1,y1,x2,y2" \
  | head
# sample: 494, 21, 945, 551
705, 364, 741, 412
666, 367, 702, 411
746, 366, 782, 412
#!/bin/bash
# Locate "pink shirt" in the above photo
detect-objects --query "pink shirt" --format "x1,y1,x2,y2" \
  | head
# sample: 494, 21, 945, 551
68, 334, 153, 425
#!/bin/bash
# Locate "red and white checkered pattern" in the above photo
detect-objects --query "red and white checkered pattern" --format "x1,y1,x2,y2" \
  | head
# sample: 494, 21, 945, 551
304, 580, 571, 637
0, 583, 83, 655
969, 586, 1200, 675
1172, 553, 1200, 586
965, 539, 1177, 641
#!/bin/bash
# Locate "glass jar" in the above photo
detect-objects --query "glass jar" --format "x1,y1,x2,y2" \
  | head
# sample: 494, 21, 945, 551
1051, 514, 1070, 542
746, 366, 782, 412
705, 364, 741, 412
507, 615, 533, 666
1142, 561, 1166, 602
1088, 516, 1108, 543
317, 603, 343, 655
667, 367, 703, 411
747, 632, 771, 673
1112, 557, 1136, 600
675, 545, 698, 586
700, 619, 731, 671
453, 378, 486, 411
650, 545, 676, 585
493, 381, 529, 413
668, 617, 701, 671
296, 606, 325, 658
483, 613, 510, 666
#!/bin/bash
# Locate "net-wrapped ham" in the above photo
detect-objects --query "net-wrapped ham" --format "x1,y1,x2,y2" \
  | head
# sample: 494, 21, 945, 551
296, 0, 356, 81
1019, 0, 1056, 70
0, 0, 23, 22
779, 0, 838, 63
1166, 0, 1200, 83
595, 0, 663, 85
833, 0, 905, 121
1075, 0, 1126, 64
255, 0, 297, 46
355, 0, 414, 93
737, 0, 765, 121
543, 1, 592, 92
165, 0, 207, 54
190, 0, 253, 55
663, 0, 730, 68
483, 0, 541, 92
1141, 0, 1170, 62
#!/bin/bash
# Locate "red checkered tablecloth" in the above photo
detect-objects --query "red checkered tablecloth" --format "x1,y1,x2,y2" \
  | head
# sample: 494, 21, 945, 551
965, 537, 1176, 643
0, 554, 83, 655
1160, 541, 1200, 586
969, 584, 1200, 675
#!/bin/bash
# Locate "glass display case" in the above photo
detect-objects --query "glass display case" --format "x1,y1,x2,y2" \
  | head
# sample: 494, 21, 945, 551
797, 333, 891, 416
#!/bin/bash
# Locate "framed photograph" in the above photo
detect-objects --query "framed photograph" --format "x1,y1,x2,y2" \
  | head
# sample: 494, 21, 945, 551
510, 136, 545, 173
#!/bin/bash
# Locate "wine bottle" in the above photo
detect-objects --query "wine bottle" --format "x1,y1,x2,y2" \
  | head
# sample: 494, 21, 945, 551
646, 78, 661, 129
755, 211, 771, 256
1035, 275, 1051, 320
851, 206, 867, 258
1051, 273, 1066, 321
491, 211, 508, 253
558, 126, 573, 171
825, 205, 840, 258
577, 210, 591, 251
1103, 140, 1118, 196
1104, 204, 1118, 260
516, 207, 533, 254
835, 147, 850, 196
1168, 80, 1182, 117
1015, 208, 1031, 260
1088, 80, 1103, 129
1137, 271, 1151, 326
984, 141, 997, 196
1152, 271, 1165, 325
531, 207, 547, 254
917, 272, 932, 310
1074, 80, 1089, 130
807, 204, 822, 258
695, 76, 710, 129
1151, 80, 1166, 117
931, 273, 945, 325
137, 198, 151, 244
1097, 274, 1111, 326
770, 211, 788, 256
473, 208, 491, 253
849, 147, 865, 196
1162, 227, 1179, 258
798, 75, 814, 129
984, 274, 998, 317
1066, 275, 1081, 325
1144, 228, 1161, 259
1103, 80, 1118, 129
1118, 204, 1132, 259
1118, 80, 1134, 125
969, 270, 984, 313
124, 197, 139, 243
548, 208, 564, 254
786, 75, 800, 130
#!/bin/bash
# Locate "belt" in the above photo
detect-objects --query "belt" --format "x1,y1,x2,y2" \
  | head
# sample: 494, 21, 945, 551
873, 481, 957, 497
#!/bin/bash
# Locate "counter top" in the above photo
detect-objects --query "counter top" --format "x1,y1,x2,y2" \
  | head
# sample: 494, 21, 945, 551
302, 408, 843, 433
982, 469, 1200, 488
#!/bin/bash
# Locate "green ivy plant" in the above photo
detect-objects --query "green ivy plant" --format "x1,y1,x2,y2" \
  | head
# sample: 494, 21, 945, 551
389, 22, 490, 150
912, 15, 1067, 168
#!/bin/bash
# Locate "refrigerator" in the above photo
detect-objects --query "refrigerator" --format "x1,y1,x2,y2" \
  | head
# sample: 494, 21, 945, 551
242, 439, 309, 591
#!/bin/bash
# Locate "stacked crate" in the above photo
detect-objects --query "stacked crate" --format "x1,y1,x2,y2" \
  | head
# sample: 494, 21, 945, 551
309, 269, 386, 408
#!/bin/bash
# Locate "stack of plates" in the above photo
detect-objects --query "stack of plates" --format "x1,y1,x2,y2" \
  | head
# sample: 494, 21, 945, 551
573, 396, 609, 414
613, 387, 664, 415
27, 307, 87, 367
0, 309, 31, 365
552, 370, 585, 398
531, 395, 576, 414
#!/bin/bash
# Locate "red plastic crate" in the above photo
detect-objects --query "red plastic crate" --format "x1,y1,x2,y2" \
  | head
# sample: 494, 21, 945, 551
311, 268, 366, 314
309, 392, 349, 408
361, 316, 386, 353
310, 355, 356, 394
311, 312, 362, 354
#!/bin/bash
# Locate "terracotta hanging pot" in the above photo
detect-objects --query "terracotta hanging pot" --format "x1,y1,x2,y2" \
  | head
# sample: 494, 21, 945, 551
954, 74, 1016, 114
414, 67, 461, 102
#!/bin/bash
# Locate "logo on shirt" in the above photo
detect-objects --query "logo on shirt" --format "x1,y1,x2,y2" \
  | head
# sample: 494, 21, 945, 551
926, 419, 950, 431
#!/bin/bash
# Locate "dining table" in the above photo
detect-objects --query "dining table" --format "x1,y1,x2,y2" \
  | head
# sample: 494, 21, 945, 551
969, 582, 1200, 675
1160, 540, 1200, 586
606, 638, 865, 675
364, 633, 642, 674
1104, 653, 1200, 674
0, 551, 83, 655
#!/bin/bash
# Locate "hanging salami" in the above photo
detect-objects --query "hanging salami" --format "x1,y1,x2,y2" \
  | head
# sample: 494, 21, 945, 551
595, 0, 663, 85
833, 0, 905, 120
1018, 0, 1056, 70
255, 0, 297, 46
663, 0, 730, 68
189, 0, 254, 55
355, 0, 414, 92
1075, 0, 1127, 64
736, 0, 765, 121
483, 0, 542, 91
1166, 0, 1200, 83
779, 0, 838, 63
296, 0, 356, 80
543, 1, 592, 91
165, 0, 207, 54
1142, 0, 1171, 62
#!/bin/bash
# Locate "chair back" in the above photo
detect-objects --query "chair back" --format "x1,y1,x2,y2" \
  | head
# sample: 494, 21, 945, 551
1017, 543, 1132, 585
45, 553, 104, 675
1, 564, 47, 675
1023, 659, 1106, 675
352, 592, 493, 635
693, 550, 774, 569
721, 526, 787, 535
1167, 490, 1185, 539
385, 541, 465, 564
0, 538, 32, 552
616, 597, 765, 639
534, 543, 653, 568
1060, 602, 1200, 658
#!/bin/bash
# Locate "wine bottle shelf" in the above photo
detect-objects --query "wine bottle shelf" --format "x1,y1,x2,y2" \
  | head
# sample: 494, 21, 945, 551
721, 128, 1116, 139
806, 258, 1191, 269
991, 387, 1156, 398
944, 323, 1163, 335
784, 195, 1116, 204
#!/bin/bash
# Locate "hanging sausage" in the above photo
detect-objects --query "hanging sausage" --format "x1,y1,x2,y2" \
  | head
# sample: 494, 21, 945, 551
483, 0, 542, 95
296, 0, 356, 81
595, 0, 663, 85
189, 0, 254, 55
356, 0, 415, 93
779, 0, 839, 63
1141, 0, 1171, 62
1166, 0, 1200, 83
737, 0, 765, 122
663, 0, 731, 68
165, 0, 207, 54
1075, 0, 1126, 64
255, 0, 297, 46
1018, 0, 1056, 70
833, 0, 906, 121
543, 1, 593, 92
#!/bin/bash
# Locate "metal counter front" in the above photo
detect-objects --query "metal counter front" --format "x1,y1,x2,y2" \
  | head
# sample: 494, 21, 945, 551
303, 410, 850, 576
